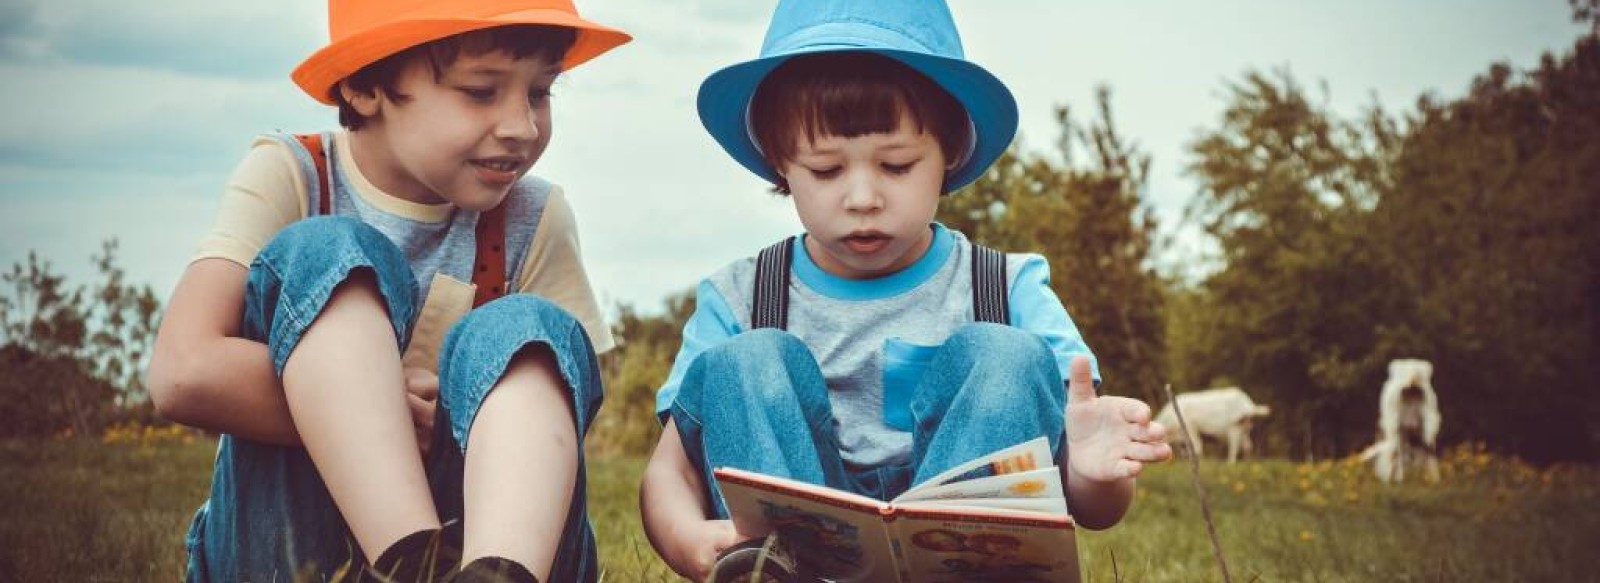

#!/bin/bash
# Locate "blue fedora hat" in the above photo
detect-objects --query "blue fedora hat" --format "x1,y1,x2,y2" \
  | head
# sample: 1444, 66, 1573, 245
697, 0, 1018, 193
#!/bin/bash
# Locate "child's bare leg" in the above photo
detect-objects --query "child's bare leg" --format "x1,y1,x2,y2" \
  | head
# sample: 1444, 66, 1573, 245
462, 345, 576, 579
281, 271, 440, 558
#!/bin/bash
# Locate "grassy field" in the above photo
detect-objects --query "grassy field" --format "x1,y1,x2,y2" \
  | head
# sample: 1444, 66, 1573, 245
2, 432, 1596, 582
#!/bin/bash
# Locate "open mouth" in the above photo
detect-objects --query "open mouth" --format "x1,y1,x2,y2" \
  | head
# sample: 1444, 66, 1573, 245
471, 157, 523, 172
470, 157, 524, 184
842, 232, 891, 254
470, 156, 521, 170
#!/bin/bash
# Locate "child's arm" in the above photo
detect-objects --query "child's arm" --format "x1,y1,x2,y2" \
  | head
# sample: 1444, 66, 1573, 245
1003, 255, 1167, 526
641, 419, 744, 580
148, 258, 303, 445
1059, 355, 1171, 530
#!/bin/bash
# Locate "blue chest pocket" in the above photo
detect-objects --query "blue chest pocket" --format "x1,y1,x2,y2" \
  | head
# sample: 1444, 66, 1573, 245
882, 337, 942, 431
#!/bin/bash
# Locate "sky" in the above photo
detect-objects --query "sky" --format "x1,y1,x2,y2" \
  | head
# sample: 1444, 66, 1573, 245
0, 0, 1587, 318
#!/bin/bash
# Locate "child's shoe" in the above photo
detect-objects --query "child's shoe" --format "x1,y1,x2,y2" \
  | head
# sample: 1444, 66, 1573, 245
446, 556, 539, 583
361, 527, 458, 582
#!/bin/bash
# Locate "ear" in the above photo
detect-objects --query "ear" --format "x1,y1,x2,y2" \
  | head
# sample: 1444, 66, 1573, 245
338, 81, 383, 117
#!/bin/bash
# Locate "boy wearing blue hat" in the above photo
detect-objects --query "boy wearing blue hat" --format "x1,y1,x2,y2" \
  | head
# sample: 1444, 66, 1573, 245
640, 0, 1172, 580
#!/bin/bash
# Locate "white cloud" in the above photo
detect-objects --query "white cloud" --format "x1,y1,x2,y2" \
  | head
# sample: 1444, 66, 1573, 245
19, 0, 321, 79
1, 168, 221, 301
0, 62, 324, 173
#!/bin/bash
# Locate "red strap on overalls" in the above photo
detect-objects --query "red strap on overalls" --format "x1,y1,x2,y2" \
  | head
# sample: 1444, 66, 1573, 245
472, 204, 508, 307
294, 133, 508, 308
294, 134, 332, 216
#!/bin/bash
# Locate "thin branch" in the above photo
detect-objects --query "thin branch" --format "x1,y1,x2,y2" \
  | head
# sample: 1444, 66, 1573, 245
1164, 383, 1233, 583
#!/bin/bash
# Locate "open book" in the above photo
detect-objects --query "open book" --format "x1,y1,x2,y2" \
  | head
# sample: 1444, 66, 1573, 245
715, 437, 1079, 583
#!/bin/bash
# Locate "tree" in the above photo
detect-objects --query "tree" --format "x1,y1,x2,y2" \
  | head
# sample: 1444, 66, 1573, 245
1368, 37, 1600, 460
1179, 69, 1402, 457
0, 240, 164, 437
1, 251, 88, 360
1178, 36, 1600, 462
85, 240, 162, 406
1575, 0, 1599, 34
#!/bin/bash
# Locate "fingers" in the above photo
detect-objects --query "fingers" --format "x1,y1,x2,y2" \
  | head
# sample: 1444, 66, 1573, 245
1122, 441, 1171, 463
407, 391, 435, 454
404, 367, 440, 400
1118, 397, 1152, 424
1120, 411, 1172, 463
1066, 355, 1096, 404
1126, 419, 1167, 443
1143, 420, 1168, 443
1089, 395, 1154, 426
406, 392, 435, 428
403, 368, 438, 455
712, 519, 743, 551
694, 520, 743, 581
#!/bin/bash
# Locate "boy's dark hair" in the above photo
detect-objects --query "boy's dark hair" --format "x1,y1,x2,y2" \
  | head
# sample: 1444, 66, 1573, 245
749, 52, 972, 194
335, 25, 578, 130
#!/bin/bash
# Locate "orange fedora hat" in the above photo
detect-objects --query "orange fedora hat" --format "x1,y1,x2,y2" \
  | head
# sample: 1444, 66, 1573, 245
293, 0, 631, 104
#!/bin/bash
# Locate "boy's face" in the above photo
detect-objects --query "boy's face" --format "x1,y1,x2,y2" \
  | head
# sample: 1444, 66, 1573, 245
347, 49, 560, 210
781, 112, 945, 280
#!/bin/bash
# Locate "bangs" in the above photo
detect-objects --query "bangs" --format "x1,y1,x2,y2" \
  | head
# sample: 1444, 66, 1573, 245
420, 24, 579, 75
750, 52, 969, 175
336, 24, 577, 129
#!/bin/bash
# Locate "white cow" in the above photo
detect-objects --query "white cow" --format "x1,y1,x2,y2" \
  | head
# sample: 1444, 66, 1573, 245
1358, 359, 1442, 483
1154, 387, 1271, 463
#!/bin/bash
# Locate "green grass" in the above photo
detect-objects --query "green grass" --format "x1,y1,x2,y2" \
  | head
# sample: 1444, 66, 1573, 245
1075, 450, 1600, 582
0, 436, 214, 581
3, 438, 1597, 582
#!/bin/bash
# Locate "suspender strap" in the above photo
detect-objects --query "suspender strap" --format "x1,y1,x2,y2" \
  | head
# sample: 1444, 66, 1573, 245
971, 243, 1010, 325
294, 132, 507, 308
472, 204, 508, 308
749, 236, 1010, 329
751, 236, 795, 330
295, 133, 332, 216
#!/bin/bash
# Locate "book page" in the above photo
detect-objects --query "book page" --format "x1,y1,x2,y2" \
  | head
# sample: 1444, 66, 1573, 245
898, 497, 1068, 514
896, 467, 1064, 505
891, 508, 1079, 583
900, 437, 1056, 501
715, 468, 901, 582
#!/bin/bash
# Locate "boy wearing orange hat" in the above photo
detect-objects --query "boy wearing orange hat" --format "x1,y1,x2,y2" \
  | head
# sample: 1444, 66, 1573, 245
640, 0, 1171, 580
148, 1, 628, 581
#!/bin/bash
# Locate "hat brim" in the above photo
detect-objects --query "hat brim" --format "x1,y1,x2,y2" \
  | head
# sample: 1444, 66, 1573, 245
293, 8, 631, 105
697, 46, 1017, 193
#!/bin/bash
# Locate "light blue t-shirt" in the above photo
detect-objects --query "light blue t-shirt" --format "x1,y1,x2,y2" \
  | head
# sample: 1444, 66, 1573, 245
657, 223, 1098, 468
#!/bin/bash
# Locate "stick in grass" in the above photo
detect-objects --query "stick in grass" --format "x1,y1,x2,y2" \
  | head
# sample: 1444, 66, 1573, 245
1164, 383, 1233, 583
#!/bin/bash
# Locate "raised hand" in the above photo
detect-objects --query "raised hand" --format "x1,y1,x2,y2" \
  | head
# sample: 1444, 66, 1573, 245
1064, 355, 1172, 482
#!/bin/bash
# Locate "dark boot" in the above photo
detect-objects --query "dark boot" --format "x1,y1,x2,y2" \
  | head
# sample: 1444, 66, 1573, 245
362, 528, 458, 582
448, 556, 539, 583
